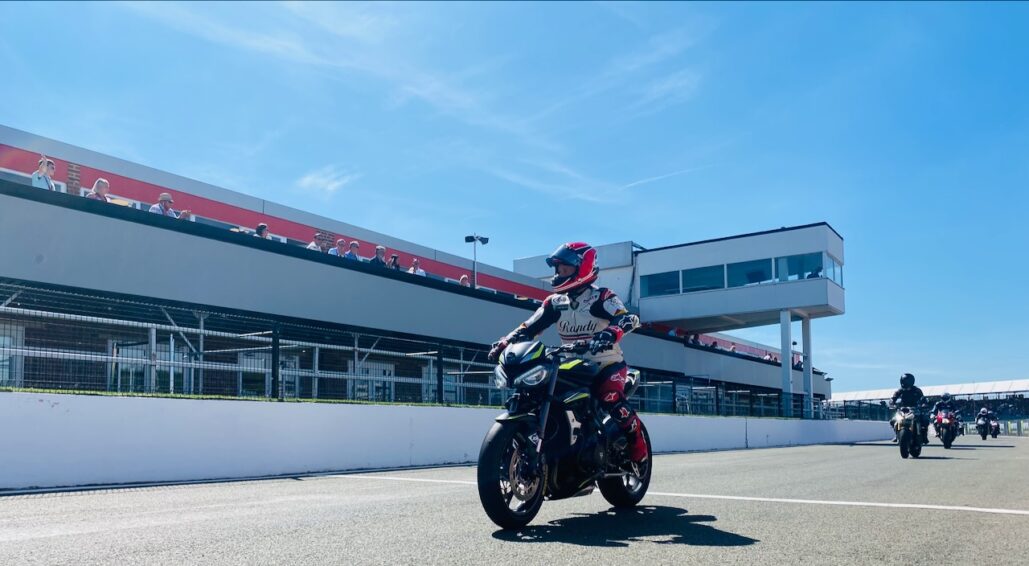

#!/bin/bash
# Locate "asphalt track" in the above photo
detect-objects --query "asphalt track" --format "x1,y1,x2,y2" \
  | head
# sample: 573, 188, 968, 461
2, 436, 1027, 565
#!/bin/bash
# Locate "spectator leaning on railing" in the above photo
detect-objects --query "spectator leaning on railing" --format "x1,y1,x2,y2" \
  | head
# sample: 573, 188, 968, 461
85, 178, 111, 203
254, 223, 271, 239
369, 245, 388, 267
343, 241, 361, 260
459, 274, 471, 287
306, 233, 322, 251
387, 253, 402, 271
31, 155, 56, 191
149, 193, 191, 220
328, 238, 347, 256
408, 258, 427, 276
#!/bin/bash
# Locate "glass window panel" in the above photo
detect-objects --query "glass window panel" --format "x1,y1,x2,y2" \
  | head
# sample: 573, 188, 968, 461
727, 259, 773, 288
681, 265, 725, 293
640, 271, 680, 297
824, 254, 844, 287
775, 253, 824, 282
0, 335, 10, 384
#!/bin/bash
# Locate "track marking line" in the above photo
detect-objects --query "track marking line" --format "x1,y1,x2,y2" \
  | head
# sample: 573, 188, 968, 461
328, 474, 476, 486
648, 492, 1029, 516
330, 474, 1029, 517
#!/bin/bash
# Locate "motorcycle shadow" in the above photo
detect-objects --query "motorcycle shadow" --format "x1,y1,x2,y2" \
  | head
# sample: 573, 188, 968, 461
492, 505, 758, 548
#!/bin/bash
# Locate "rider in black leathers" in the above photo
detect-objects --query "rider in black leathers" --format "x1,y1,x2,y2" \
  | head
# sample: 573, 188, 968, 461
890, 373, 930, 444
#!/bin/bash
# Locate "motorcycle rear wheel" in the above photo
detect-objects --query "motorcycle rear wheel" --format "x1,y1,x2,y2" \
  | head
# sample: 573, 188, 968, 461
598, 426, 652, 508
477, 422, 547, 530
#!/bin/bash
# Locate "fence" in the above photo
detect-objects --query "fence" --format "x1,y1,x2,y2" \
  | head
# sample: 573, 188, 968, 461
0, 279, 832, 418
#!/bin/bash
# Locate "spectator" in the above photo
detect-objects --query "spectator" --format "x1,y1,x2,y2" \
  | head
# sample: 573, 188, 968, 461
459, 274, 471, 287
149, 193, 191, 220
387, 253, 402, 271
343, 241, 361, 260
688, 334, 701, 346
31, 156, 56, 191
709, 341, 721, 350
369, 245, 388, 267
728, 344, 737, 354
762, 353, 773, 361
254, 223, 271, 239
328, 238, 348, 256
306, 232, 332, 252
85, 178, 111, 203
408, 258, 427, 276
807, 268, 823, 279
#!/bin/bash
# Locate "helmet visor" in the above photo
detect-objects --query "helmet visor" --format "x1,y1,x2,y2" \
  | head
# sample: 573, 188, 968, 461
546, 245, 583, 268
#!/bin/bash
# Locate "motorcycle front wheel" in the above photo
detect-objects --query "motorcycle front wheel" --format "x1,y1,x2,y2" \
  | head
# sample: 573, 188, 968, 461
899, 428, 910, 459
477, 422, 547, 530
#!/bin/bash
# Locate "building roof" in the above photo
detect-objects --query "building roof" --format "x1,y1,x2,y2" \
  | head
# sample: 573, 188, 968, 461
832, 379, 1029, 401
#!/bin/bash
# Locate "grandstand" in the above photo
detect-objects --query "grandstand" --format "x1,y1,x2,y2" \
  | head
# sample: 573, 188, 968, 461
0, 125, 844, 418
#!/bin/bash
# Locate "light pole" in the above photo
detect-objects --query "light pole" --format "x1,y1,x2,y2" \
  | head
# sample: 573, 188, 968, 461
464, 233, 489, 289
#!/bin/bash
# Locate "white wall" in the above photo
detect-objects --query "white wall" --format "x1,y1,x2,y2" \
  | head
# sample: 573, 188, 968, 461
0, 393, 890, 491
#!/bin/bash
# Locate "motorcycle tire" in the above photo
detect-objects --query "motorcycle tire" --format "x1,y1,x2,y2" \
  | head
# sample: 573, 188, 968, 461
981, 432, 988, 441
910, 439, 922, 458
943, 430, 954, 449
477, 422, 547, 530
598, 426, 652, 508
899, 429, 910, 459
991, 432, 998, 439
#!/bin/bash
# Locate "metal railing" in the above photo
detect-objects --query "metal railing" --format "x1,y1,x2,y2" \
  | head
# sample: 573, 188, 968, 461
0, 279, 832, 418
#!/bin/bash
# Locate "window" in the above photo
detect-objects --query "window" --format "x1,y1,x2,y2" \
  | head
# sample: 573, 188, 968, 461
727, 259, 773, 288
0, 326, 24, 387
825, 254, 844, 287
640, 271, 680, 297
681, 265, 725, 293
775, 253, 824, 282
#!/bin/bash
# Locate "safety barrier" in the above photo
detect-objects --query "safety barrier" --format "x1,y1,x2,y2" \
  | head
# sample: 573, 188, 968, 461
1, 392, 889, 491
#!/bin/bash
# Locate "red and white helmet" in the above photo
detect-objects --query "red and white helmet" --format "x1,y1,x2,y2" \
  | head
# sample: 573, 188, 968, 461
546, 242, 598, 293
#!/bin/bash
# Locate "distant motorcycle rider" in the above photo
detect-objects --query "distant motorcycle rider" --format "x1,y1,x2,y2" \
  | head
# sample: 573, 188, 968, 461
889, 373, 929, 444
929, 392, 958, 437
487, 242, 647, 463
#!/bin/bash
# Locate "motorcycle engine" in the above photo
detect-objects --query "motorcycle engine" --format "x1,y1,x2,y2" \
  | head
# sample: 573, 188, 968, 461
577, 433, 606, 472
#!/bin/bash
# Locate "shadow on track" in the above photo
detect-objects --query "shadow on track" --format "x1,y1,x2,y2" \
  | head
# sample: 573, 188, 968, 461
492, 505, 758, 548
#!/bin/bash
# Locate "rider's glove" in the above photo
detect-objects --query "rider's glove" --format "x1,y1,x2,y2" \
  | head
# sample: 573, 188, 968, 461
487, 339, 509, 363
589, 329, 618, 355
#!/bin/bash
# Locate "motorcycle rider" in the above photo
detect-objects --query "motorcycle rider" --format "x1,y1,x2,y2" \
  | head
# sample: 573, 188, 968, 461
889, 373, 930, 444
929, 393, 957, 437
487, 242, 647, 463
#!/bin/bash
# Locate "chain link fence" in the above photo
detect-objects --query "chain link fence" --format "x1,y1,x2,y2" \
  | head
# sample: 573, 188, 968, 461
0, 279, 834, 418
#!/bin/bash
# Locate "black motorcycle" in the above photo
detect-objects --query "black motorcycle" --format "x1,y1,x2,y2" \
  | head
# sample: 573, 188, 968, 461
976, 417, 989, 440
893, 405, 923, 459
477, 341, 652, 530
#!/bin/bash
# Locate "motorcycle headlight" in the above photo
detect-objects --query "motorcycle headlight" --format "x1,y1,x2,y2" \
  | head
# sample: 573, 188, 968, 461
493, 365, 508, 389
942, 418, 950, 424
513, 365, 549, 388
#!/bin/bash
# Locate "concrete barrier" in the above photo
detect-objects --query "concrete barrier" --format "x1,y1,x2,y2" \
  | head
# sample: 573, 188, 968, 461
0, 393, 890, 490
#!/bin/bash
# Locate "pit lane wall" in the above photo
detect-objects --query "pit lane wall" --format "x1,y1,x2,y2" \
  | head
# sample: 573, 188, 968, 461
0, 393, 890, 491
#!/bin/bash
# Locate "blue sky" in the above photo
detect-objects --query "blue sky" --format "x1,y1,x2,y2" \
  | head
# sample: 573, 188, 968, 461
1, 2, 1027, 392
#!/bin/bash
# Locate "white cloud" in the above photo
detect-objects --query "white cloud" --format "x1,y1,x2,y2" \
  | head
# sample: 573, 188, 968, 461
621, 164, 713, 190
629, 68, 701, 115
295, 166, 360, 198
